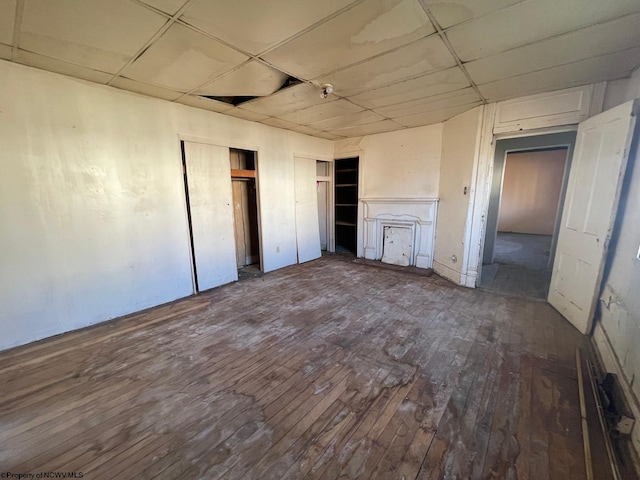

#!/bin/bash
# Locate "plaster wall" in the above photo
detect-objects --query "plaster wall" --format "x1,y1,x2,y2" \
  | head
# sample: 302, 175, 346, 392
0, 60, 332, 351
433, 107, 483, 283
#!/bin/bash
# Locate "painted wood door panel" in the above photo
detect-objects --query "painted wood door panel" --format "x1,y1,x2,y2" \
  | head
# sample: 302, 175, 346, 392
548, 100, 637, 334
184, 141, 237, 290
294, 157, 321, 263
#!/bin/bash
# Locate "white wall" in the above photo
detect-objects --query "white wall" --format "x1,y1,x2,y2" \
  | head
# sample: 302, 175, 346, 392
603, 67, 640, 111
336, 126, 442, 199
334, 125, 442, 258
0, 60, 332, 351
433, 107, 483, 284
594, 70, 640, 464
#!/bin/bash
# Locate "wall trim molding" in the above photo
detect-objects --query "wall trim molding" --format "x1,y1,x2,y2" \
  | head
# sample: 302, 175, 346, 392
433, 260, 461, 284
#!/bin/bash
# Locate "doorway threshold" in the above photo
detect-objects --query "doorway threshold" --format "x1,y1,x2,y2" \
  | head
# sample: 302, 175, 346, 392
238, 264, 263, 281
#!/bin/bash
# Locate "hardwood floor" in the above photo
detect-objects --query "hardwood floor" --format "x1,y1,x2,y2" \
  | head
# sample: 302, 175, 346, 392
0, 256, 599, 479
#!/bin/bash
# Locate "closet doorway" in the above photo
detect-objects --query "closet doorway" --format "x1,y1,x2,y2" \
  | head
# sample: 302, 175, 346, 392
230, 149, 261, 273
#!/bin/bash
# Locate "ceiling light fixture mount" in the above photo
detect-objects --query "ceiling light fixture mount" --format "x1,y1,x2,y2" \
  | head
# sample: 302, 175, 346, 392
320, 83, 334, 99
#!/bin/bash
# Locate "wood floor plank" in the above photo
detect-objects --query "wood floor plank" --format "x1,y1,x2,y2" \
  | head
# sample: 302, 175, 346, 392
0, 256, 602, 479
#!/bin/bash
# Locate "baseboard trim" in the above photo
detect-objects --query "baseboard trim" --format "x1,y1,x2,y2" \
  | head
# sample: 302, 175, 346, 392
591, 322, 640, 475
433, 260, 462, 285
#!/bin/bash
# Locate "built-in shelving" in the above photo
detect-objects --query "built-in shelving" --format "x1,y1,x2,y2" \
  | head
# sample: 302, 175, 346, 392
334, 157, 359, 254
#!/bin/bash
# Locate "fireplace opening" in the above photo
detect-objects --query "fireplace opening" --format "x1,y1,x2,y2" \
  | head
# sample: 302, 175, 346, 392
381, 226, 412, 266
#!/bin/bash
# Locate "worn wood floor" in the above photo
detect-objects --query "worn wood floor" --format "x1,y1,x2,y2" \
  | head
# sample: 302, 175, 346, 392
1, 256, 597, 479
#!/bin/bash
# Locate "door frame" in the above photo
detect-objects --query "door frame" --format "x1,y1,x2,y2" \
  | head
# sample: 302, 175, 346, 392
316, 160, 334, 252
178, 134, 265, 287
482, 133, 576, 269
462, 105, 580, 287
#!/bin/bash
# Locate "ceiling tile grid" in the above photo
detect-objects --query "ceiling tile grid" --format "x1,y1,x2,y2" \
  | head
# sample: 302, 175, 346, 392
1, 0, 639, 138
179, 0, 359, 56
120, 23, 249, 92
261, 0, 437, 80
19, 0, 168, 74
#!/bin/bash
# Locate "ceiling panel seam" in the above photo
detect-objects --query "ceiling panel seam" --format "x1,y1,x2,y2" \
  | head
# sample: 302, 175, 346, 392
11, 0, 24, 61
437, 0, 529, 34
249, 0, 366, 58
130, 0, 173, 20
172, 20, 259, 59
306, 32, 445, 81
165, 24, 333, 100
417, 0, 487, 104
475, 45, 640, 87
172, 0, 365, 63
459, 11, 640, 64
106, 0, 198, 86
177, 59, 264, 100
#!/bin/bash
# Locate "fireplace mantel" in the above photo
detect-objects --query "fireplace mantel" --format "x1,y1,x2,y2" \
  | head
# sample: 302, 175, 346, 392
361, 197, 439, 269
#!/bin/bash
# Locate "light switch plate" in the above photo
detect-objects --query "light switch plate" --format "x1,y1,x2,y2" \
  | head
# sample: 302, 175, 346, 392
637, 244, 640, 260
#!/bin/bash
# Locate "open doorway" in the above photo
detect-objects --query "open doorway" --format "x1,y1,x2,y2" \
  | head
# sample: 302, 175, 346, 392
316, 160, 332, 252
230, 148, 261, 279
480, 133, 575, 298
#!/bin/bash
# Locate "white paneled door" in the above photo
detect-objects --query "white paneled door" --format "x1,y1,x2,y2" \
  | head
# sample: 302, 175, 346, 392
548, 100, 637, 334
183, 141, 238, 291
294, 157, 322, 263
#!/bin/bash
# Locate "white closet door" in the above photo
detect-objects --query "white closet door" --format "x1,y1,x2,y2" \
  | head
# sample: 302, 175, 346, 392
184, 141, 237, 290
294, 157, 321, 263
548, 100, 637, 334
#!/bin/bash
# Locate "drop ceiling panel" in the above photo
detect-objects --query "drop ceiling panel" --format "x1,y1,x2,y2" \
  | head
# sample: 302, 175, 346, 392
421, 0, 523, 29
175, 94, 235, 113
121, 24, 248, 92
349, 67, 469, 109
314, 131, 346, 140
327, 119, 404, 137
314, 35, 456, 97
0, 44, 10, 60
262, 0, 435, 80
290, 125, 326, 136
466, 13, 640, 85
280, 99, 363, 125
309, 110, 386, 130
196, 60, 289, 96
393, 102, 481, 127
19, 0, 167, 74
180, 0, 356, 55
223, 108, 270, 122
0, 43, 13, 60
478, 48, 640, 101
447, 0, 640, 62
15, 50, 113, 84
0, 0, 16, 45
260, 117, 302, 130
110, 77, 183, 101
375, 87, 480, 118
239, 83, 335, 116
139, 0, 188, 15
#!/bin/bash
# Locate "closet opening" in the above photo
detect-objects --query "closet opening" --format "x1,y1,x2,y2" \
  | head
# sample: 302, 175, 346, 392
230, 149, 261, 275
334, 157, 359, 255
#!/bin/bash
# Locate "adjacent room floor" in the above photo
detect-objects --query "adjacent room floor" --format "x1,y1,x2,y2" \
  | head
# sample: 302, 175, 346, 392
0, 256, 606, 479
480, 232, 553, 299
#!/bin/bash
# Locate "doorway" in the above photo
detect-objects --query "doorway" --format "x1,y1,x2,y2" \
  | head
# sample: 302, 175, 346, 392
230, 148, 261, 277
316, 160, 332, 252
480, 133, 576, 298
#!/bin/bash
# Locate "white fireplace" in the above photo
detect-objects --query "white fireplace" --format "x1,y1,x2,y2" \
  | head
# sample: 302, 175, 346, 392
361, 198, 438, 269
